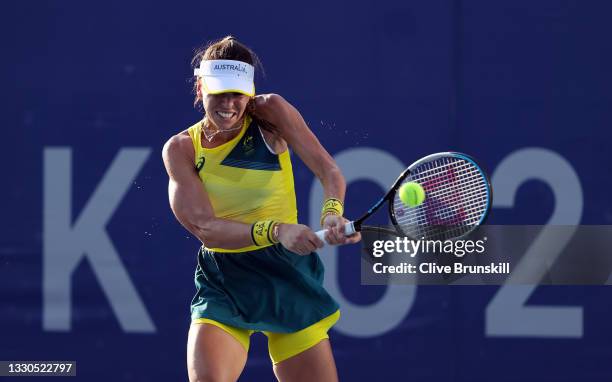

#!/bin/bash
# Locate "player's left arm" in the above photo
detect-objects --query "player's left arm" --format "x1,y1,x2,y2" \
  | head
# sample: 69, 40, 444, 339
250, 94, 360, 245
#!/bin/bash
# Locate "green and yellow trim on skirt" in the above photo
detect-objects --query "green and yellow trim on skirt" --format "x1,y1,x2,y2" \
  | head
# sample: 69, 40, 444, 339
190, 243, 339, 333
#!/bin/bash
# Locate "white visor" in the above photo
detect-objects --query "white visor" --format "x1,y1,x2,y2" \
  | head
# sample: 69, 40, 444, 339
194, 59, 255, 96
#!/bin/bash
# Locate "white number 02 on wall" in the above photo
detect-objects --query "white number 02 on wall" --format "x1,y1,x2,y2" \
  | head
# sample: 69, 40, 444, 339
311, 147, 584, 339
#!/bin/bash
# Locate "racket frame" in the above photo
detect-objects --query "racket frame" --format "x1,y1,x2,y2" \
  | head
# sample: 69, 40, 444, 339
357, 152, 493, 238
315, 152, 493, 243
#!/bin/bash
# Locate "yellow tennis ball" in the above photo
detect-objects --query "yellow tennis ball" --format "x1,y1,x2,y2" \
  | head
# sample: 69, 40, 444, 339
399, 182, 426, 207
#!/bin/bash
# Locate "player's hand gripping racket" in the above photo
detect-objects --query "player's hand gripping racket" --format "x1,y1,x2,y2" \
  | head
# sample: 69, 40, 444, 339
315, 152, 492, 244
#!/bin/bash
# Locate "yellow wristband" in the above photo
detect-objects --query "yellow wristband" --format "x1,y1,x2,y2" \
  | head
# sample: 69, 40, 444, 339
251, 220, 279, 246
320, 198, 344, 226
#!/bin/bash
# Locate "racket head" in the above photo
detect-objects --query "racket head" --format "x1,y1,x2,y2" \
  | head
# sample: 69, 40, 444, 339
389, 152, 492, 241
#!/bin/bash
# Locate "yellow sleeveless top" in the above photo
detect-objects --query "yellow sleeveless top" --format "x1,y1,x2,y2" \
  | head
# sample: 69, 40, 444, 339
187, 115, 298, 252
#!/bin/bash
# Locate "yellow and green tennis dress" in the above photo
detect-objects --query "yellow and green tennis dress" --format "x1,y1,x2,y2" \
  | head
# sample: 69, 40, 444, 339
187, 116, 339, 333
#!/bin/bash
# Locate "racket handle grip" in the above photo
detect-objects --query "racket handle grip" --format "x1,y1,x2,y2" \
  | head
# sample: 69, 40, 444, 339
314, 221, 356, 245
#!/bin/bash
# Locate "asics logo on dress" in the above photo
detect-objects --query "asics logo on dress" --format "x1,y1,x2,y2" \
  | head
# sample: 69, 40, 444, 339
196, 156, 205, 172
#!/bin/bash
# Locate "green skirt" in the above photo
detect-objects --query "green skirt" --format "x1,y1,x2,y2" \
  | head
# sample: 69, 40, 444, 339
190, 243, 339, 333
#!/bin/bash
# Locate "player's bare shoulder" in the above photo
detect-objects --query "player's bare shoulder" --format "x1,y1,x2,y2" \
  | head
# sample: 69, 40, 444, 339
251, 93, 285, 110
250, 93, 292, 125
162, 130, 195, 174
250, 94, 291, 153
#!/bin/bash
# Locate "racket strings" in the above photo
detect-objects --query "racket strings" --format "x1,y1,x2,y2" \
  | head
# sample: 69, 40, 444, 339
414, 171, 487, 227
393, 157, 488, 241
405, 172, 486, 231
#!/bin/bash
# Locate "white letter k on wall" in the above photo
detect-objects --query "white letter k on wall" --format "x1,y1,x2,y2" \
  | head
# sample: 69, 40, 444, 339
43, 147, 155, 333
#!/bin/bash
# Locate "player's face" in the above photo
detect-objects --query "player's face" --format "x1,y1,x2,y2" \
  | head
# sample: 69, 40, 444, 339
203, 91, 251, 131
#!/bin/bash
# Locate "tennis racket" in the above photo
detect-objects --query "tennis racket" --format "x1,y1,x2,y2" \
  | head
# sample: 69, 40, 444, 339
315, 152, 492, 244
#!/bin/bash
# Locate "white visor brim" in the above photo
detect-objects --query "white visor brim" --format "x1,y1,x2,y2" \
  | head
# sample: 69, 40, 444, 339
194, 59, 255, 97
201, 75, 255, 96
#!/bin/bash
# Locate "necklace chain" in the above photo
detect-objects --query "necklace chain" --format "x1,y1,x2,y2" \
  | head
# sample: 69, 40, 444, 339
201, 116, 244, 142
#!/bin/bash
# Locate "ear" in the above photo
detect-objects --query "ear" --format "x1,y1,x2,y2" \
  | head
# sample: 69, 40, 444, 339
247, 97, 256, 113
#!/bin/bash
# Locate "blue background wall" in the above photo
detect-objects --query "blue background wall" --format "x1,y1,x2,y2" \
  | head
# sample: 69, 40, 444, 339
2, 1, 611, 381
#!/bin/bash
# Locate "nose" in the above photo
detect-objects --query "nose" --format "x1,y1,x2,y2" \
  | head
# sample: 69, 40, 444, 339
217, 93, 241, 108
220, 92, 240, 100
217, 93, 230, 104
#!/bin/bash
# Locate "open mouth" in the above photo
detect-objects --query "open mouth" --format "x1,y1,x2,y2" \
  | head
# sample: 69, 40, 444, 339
216, 111, 235, 120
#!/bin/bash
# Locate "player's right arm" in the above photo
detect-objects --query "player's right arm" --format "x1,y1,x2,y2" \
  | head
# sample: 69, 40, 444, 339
161, 132, 322, 254
162, 132, 255, 249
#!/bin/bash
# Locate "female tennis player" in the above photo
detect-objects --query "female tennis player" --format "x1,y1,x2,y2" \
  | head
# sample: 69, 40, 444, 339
162, 36, 360, 382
